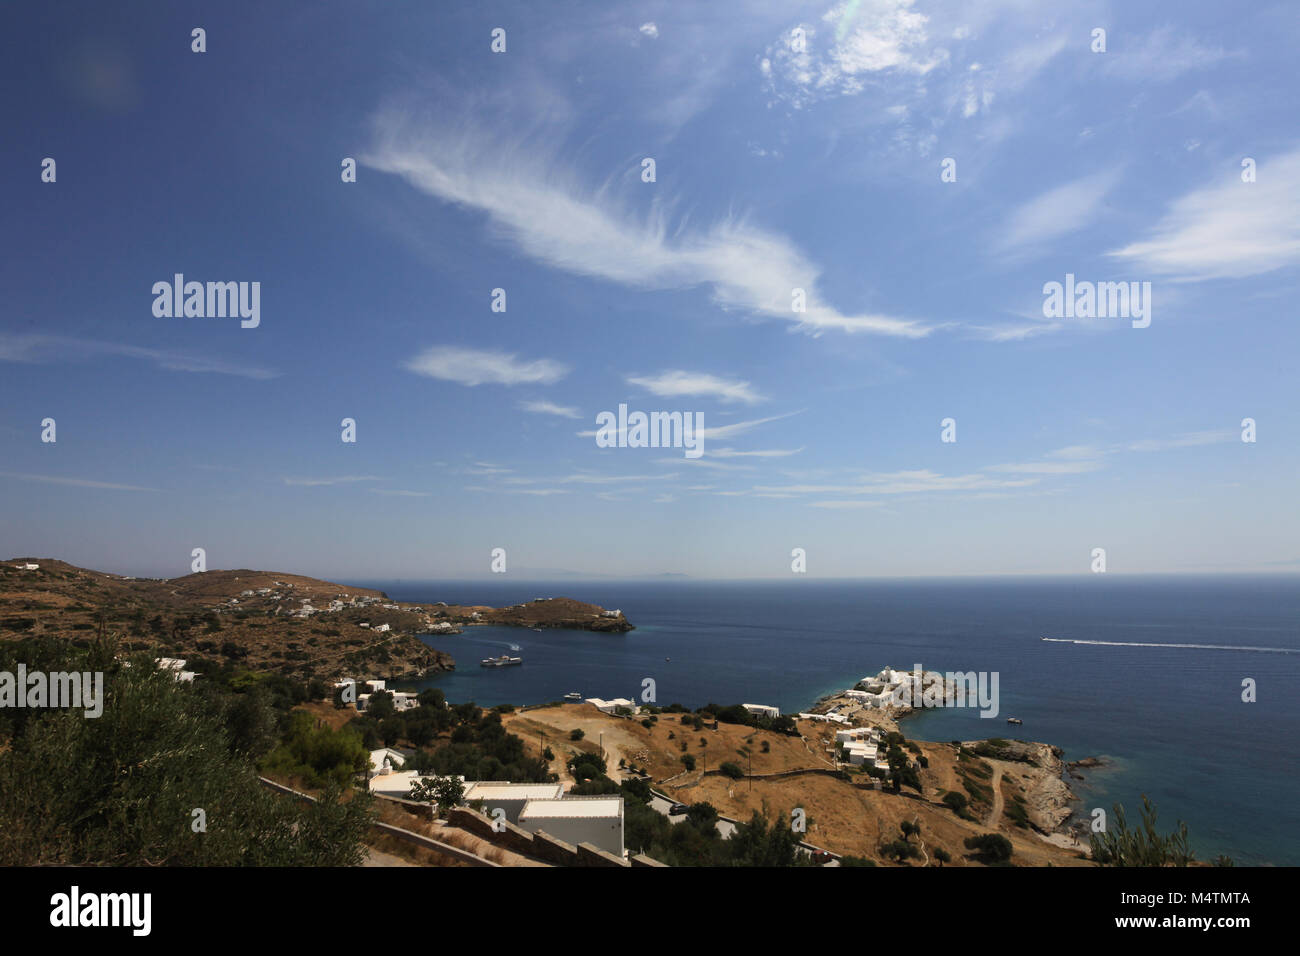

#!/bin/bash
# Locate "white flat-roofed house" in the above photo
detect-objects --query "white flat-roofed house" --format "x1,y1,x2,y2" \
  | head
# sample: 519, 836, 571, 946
743, 703, 781, 719
518, 796, 624, 858
373, 623, 391, 633
461, 781, 566, 824
841, 741, 878, 766
585, 697, 637, 715
364, 679, 386, 693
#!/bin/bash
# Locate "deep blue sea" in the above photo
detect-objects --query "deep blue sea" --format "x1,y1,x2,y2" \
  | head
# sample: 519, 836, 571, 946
352, 575, 1300, 866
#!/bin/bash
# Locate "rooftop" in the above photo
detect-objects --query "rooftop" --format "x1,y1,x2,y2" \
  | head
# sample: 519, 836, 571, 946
520, 797, 623, 820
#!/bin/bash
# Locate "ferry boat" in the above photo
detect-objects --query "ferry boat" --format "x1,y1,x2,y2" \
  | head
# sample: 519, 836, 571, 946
564, 692, 582, 701
479, 655, 523, 667
1006, 717, 1023, 725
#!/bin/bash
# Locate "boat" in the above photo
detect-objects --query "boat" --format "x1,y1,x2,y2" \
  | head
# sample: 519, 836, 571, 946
479, 655, 523, 667
1006, 717, 1023, 725
564, 692, 582, 701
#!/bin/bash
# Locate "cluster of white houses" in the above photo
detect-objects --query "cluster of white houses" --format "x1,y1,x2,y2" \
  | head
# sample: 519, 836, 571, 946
845, 667, 924, 710
367, 750, 624, 858
335, 678, 420, 713
833, 725, 889, 771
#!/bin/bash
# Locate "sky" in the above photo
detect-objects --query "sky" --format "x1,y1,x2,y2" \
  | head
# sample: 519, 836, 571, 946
2, 0, 1299, 580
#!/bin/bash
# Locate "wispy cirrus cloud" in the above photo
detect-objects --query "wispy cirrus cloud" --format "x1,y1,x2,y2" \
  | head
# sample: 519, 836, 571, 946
520, 399, 581, 418
405, 346, 568, 387
710, 446, 803, 458
995, 169, 1121, 257
628, 370, 764, 404
1103, 26, 1236, 83
282, 475, 384, 487
1125, 430, 1235, 452
0, 471, 159, 492
0, 333, 278, 379
363, 108, 928, 338
1108, 147, 1300, 281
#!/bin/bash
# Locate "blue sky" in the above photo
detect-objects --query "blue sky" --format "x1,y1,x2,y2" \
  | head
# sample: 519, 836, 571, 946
2, 0, 1298, 580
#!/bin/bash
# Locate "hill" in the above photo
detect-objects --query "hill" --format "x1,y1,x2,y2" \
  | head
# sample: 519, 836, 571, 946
0, 558, 631, 684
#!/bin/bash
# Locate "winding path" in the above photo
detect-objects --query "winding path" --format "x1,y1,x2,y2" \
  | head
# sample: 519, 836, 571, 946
984, 766, 1005, 828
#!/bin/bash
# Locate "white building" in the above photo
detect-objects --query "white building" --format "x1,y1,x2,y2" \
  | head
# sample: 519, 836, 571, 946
518, 796, 624, 858
585, 697, 636, 715
743, 703, 781, 719
156, 657, 197, 682
841, 741, 878, 766
373, 623, 391, 633
461, 782, 565, 824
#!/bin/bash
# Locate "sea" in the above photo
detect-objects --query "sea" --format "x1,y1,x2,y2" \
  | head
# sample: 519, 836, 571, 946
351, 575, 1300, 866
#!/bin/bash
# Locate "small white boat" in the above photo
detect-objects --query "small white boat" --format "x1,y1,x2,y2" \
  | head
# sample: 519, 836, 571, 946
564, 692, 582, 701
1007, 717, 1023, 725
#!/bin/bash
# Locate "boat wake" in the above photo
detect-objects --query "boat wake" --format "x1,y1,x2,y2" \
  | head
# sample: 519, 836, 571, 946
1041, 637, 1298, 654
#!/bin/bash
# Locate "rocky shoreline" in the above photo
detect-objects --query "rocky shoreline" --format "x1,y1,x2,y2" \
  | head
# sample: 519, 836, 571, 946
808, 674, 1092, 841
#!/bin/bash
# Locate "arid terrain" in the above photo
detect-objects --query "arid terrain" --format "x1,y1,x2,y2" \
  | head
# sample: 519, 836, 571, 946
0, 558, 629, 683
503, 704, 1089, 866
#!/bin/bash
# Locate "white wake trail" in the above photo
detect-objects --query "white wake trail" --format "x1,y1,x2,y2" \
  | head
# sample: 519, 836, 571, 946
1041, 637, 1297, 654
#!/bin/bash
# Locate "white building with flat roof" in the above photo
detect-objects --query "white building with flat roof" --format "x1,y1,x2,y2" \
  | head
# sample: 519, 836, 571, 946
585, 697, 636, 714
743, 703, 781, 719
462, 781, 566, 824
518, 796, 624, 858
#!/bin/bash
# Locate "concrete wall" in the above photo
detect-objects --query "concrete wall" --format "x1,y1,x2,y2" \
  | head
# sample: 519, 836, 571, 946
445, 807, 633, 867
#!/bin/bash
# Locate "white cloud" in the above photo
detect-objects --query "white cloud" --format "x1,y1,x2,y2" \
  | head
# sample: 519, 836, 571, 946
405, 346, 568, 387
639, 22, 659, 39
363, 110, 928, 337
627, 370, 764, 404
968, 321, 1062, 342
521, 399, 581, 418
755, 469, 1039, 497
1125, 430, 1235, 452
0, 333, 278, 380
710, 446, 803, 458
1104, 27, 1235, 83
283, 476, 384, 487
996, 169, 1121, 256
763, 0, 947, 108
0, 471, 158, 492
1108, 148, 1300, 281
986, 459, 1103, 475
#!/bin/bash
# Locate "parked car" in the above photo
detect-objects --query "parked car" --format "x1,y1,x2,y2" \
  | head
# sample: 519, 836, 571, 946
668, 803, 688, 815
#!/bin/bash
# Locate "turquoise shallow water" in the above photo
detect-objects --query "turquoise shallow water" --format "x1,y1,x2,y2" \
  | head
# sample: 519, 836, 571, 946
363, 575, 1300, 866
